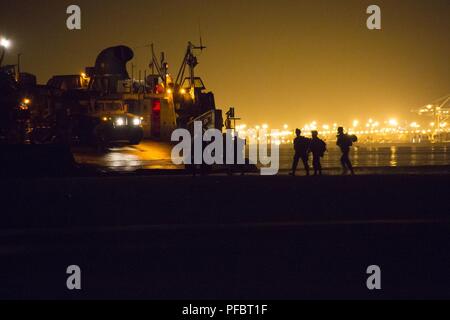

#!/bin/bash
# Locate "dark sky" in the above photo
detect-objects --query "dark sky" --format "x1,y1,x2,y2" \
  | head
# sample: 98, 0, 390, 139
1, 0, 449, 127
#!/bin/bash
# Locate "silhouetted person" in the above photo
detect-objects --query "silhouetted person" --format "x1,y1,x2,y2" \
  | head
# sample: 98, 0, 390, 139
291, 129, 311, 176
310, 130, 327, 176
336, 127, 355, 175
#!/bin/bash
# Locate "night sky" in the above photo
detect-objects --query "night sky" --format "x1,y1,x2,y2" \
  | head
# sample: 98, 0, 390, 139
1, 0, 449, 127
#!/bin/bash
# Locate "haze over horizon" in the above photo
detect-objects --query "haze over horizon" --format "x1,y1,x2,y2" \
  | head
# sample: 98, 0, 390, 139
1, 0, 448, 127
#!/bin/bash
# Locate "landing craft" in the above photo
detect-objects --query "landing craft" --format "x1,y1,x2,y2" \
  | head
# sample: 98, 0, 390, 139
30, 45, 169, 146
25, 42, 225, 147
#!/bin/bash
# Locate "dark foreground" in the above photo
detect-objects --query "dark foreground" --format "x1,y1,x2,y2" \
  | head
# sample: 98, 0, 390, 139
0, 174, 449, 299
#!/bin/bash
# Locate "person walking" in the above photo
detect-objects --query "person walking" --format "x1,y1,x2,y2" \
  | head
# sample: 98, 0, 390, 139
310, 130, 327, 176
336, 127, 355, 175
291, 128, 311, 176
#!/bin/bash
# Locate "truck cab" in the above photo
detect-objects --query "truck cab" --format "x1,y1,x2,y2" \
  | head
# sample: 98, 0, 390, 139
90, 99, 144, 145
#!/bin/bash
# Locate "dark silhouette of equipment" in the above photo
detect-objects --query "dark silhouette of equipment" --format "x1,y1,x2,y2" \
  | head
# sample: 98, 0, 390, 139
89, 46, 134, 94
0, 64, 36, 144
225, 107, 241, 130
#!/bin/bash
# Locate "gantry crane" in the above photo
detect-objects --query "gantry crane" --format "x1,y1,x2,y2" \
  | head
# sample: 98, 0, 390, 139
413, 94, 450, 141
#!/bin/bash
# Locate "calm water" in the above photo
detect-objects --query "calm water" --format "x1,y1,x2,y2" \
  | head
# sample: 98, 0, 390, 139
265, 144, 450, 170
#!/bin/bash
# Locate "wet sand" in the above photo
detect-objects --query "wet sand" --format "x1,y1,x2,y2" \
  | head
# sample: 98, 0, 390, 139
70, 140, 450, 173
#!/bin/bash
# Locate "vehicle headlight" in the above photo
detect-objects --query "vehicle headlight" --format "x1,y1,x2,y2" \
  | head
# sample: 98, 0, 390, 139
116, 118, 125, 126
132, 118, 141, 126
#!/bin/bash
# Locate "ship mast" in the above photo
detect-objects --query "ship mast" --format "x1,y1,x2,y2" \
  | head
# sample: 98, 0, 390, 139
175, 40, 206, 102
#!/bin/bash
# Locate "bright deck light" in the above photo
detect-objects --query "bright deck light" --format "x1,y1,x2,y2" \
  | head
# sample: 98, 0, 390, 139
0, 38, 11, 49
